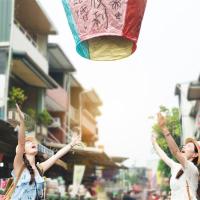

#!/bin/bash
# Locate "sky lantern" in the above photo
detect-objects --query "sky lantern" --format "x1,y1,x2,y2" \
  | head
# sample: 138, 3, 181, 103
62, 0, 147, 61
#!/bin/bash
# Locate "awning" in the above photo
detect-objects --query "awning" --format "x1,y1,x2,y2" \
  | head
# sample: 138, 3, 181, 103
44, 142, 118, 168
187, 81, 200, 101
0, 120, 117, 168
190, 102, 200, 118
15, 0, 57, 34
110, 156, 129, 163
71, 74, 84, 89
48, 43, 76, 73
110, 156, 129, 169
45, 86, 68, 112
12, 52, 58, 89
82, 89, 102, 106
81, 89, 102, 116
0, 120, 17, 155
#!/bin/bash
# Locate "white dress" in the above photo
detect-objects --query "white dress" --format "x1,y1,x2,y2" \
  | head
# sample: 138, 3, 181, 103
170, 160, 199, 200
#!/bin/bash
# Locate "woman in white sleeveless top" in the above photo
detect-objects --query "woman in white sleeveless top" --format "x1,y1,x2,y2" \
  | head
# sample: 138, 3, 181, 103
152, 113, 200, 200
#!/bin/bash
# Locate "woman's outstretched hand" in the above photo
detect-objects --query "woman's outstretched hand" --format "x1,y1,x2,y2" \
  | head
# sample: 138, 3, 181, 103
16, 103, 25, 121
157, 112, 170, 137
70, 134, 81, 148
157, 112, 167, 129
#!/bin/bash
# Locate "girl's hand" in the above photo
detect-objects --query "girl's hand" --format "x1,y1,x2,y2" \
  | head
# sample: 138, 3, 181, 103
157, 112, 166, 129
70, 134, 81, 148
16, 104, 25, 121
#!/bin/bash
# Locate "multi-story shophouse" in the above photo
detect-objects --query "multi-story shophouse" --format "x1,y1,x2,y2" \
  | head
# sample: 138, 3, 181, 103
0, 1, 118, 192
44, 44, 113, 186
45, 43, 102, 148
175, 75, 200, 143
0, 0, 58, 177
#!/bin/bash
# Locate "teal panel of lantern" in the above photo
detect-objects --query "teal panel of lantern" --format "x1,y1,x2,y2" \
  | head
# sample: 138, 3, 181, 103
62, 0, 147, 61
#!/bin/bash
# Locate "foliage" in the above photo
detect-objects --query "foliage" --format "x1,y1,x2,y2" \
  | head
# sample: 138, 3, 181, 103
152, 106, 181, 188
37, 109, 52, 126
26, 108, 36, 120
160, 184, 170, 194
122, 167, 147, 187
8, 87, 27, 107
24, 108, 36, 132
124, 172, 139, 185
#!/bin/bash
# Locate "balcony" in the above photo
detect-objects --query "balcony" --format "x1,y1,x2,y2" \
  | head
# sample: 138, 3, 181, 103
82, 109, 97, 135
69, 105, 79, 125
7, 109, 36, 133
12, 22, 48, 74
15, 0, 57, 35
45, 87, 68, 112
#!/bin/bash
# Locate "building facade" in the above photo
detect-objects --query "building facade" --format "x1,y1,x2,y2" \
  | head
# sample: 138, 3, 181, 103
0, 3, 118, 195
175, 75, 200, 142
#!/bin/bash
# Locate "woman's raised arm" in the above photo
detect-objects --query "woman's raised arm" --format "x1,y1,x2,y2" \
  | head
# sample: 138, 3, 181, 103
14, 104, 25, 174
40, 135, 81, 172
151, 133, 175, 168
157, 113, 185, 167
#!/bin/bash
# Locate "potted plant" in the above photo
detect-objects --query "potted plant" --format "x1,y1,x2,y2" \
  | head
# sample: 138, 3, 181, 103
36, 110, 52, 137
25, 108, 36, 132
8, 87, 27, 108
7, 87, 27, 126
37, 110, 52, 126
26, 108, 36, 120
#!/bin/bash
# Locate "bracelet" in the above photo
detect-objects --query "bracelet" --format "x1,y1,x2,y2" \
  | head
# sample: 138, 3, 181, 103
70, 143, 77, 149
164, 132, 170, 137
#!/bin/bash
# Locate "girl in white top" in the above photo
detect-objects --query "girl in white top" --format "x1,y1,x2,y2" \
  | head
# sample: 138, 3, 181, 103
152, 113, 200, 200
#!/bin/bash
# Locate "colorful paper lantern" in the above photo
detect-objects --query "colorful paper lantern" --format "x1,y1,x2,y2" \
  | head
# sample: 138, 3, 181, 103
62, 0, 147, 61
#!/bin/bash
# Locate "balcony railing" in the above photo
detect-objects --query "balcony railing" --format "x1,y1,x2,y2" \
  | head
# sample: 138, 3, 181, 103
7, 108, 53, 138
82, 109, 97, 135
7, 108, 36, 132
14, 20, 38, 48
12, 20, 49, 74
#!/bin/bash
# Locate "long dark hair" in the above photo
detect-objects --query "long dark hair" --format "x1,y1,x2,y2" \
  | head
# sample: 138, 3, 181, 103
176, 144, 200, 197
23, 153, 42, 185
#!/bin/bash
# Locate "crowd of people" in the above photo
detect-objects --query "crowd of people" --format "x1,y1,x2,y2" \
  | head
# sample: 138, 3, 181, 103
67, 184, 97, 200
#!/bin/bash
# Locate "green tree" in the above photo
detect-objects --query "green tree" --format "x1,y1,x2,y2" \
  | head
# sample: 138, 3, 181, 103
152, 106, 181, 187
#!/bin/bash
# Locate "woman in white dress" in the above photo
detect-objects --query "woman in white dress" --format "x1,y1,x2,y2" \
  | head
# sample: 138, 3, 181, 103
152, 113, 200, 200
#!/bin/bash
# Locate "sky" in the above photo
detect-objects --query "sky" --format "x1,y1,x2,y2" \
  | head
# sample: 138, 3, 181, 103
39, 0, 200, 167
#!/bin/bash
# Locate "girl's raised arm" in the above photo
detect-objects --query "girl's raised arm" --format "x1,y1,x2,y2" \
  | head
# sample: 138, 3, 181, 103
14, 104, 25, 174
157, 113, 185, 167
40, 135, 81, 172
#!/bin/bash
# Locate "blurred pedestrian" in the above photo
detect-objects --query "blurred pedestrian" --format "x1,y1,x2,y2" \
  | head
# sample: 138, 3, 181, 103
123, 191, 136, 200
